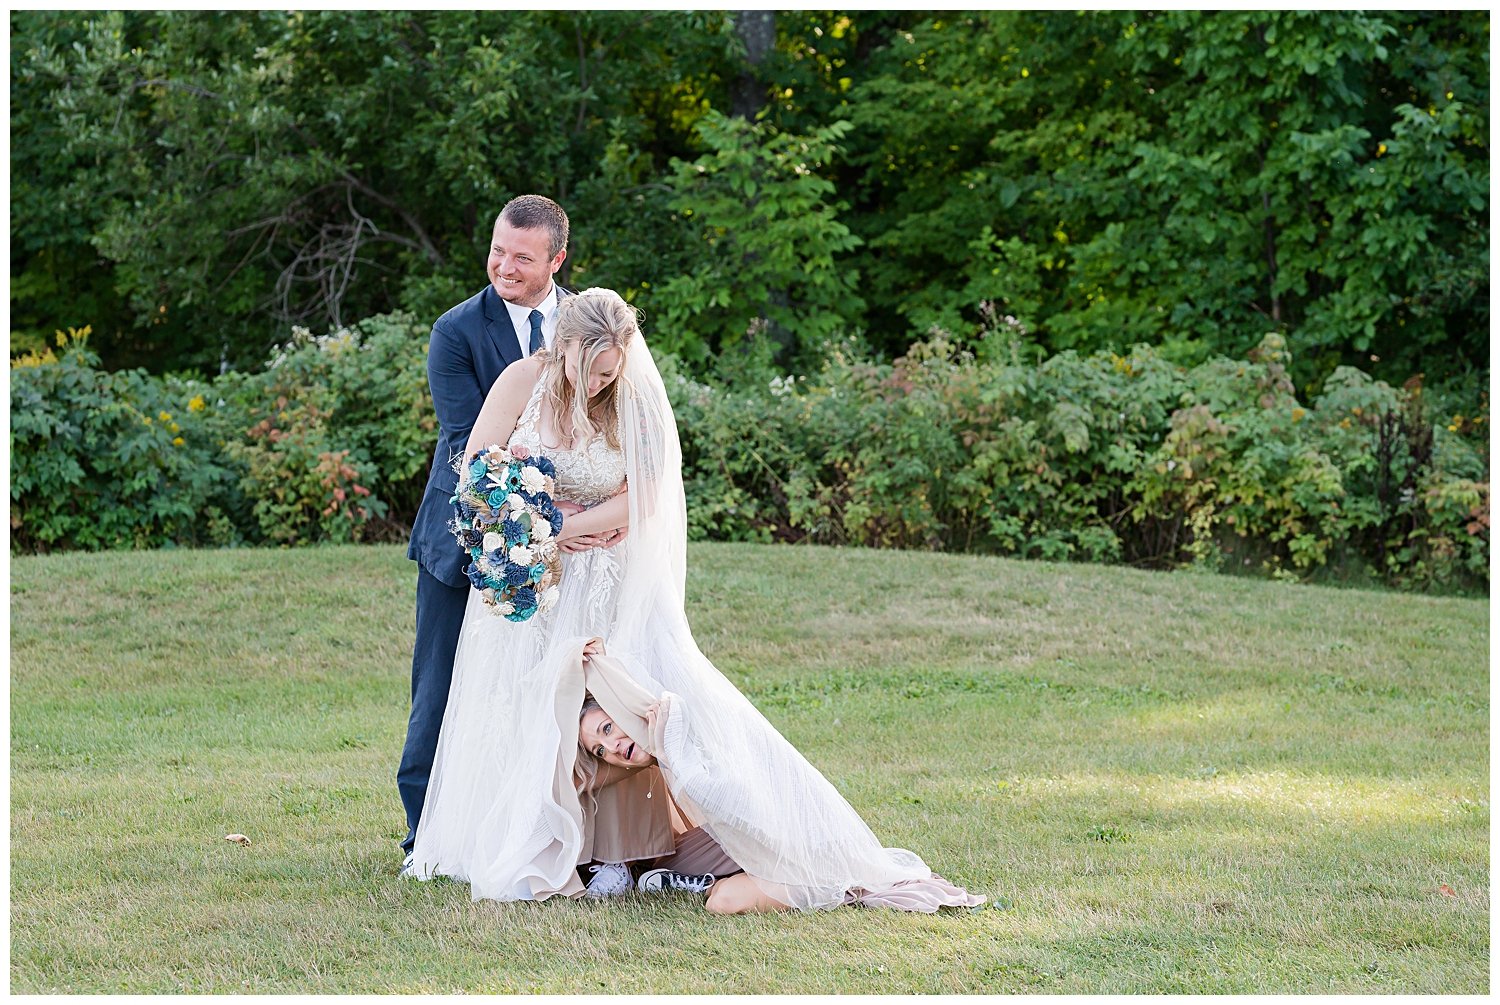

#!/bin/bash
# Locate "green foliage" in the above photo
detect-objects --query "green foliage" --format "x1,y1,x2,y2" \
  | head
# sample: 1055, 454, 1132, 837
8, 10, 740, 371
14, 11, 1483, 384
11, 305, 1486, 593
10, 315, 435, 551
10, 328, 239, 550
671, 327, 1488, 592
215, 314, 439, 545
652, 113, 865, 368
836, 10, 1488, 383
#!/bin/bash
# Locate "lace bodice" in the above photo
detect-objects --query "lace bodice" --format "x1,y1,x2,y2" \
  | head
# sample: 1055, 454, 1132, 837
508, 378, 626, 506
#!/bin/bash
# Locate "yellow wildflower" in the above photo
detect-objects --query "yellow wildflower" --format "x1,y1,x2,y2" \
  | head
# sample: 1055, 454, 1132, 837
158, 410, 172, 422
172, 437, 185, 446
188, 395, 206, 412
1291, 408, 1305, 422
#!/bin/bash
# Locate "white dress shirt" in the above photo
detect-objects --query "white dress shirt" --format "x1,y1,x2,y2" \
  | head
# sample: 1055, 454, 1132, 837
502, 283, 562, 358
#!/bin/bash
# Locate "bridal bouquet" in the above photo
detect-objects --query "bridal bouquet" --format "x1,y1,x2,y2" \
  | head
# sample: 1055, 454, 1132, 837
449, 444, 565, 621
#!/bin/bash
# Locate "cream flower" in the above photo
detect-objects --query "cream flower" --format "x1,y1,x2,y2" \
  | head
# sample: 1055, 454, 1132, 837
531, 517, 552, 542
493, 600, 516, 617
483, 532, 505, 553
509, 544, 534, 566
519, 465, 547, 494
537, 586, 560, 614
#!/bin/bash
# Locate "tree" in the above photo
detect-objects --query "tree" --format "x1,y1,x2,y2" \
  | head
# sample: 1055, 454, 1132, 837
9, 10, 740, 371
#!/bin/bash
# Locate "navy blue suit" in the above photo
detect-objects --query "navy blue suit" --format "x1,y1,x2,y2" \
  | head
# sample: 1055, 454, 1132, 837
398, 283, 561, 853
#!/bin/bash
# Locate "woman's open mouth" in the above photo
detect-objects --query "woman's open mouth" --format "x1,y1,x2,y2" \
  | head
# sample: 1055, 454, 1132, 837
626, 743, 636, 762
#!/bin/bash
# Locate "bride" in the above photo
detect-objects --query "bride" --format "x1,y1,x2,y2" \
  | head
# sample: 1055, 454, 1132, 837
409, 288, 983, 913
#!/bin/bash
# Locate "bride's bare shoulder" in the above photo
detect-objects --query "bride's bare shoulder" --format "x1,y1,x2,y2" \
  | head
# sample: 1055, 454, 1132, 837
492, 355, 546, 400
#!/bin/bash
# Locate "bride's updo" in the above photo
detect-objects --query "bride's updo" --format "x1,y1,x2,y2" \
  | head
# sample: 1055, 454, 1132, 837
542, 287, 638, 451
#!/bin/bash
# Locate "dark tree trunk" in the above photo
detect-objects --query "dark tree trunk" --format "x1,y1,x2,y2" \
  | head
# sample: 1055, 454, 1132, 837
730, 10, 775, 119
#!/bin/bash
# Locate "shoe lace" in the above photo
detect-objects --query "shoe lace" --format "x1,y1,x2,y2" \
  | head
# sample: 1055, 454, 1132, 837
587, 862, 629, 891
666, 872, 714, 894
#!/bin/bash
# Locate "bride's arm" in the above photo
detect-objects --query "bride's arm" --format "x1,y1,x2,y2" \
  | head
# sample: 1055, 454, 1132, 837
556, 485, 629, 542
463, 356, 544, 460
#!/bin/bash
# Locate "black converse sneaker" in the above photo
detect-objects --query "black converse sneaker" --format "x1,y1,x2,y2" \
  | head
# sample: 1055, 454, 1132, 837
636, 868, 715, 894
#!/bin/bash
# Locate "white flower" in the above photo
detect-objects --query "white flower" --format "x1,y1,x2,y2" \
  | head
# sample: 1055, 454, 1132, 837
536, 539, 559, 561
531, 516, 552, 542
493, 600, 515, 617
537, 586, 560, 614
480, 588, 496, 604
509, 544, 534, 566
506, 493, 525, 514
482, 532, 505, 553
520, 465, 547, 494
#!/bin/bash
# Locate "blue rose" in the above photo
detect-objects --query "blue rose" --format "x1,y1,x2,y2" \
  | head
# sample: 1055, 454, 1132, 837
549, 508, 565, 535
468, 459, 488, 482
533, 455, 556, 477
459, 527, 485, 549
532, 491, 552, 510
511, 586, 537, 610
529, 562, 547, 580
504, 562, 530, 587
504, 607, 535, 623
487, 488, 507, 508
463, 562, 487, 591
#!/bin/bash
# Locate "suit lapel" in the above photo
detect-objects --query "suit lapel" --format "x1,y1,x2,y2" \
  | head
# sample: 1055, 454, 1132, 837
482, 286, 523, 371
485, 283, 573, 370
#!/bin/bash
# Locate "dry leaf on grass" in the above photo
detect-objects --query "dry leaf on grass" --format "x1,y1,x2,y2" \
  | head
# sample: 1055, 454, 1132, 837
225, 833, 251, 846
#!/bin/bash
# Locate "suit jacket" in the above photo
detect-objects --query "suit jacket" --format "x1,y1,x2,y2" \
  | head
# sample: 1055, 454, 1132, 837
408, 283, 570, 586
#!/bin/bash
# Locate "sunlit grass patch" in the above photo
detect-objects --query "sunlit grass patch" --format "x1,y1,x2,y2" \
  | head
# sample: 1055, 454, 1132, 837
11, 542, 1487, 993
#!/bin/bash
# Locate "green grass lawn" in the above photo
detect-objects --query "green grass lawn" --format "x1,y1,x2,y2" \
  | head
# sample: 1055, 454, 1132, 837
10, 542, 1489, 993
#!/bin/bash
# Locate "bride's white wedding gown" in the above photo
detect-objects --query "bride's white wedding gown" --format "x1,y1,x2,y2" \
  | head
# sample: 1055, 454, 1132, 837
410, 350, 983, 912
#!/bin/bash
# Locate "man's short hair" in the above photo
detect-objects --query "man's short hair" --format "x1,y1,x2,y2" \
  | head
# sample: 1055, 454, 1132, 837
500, 195, 569, 258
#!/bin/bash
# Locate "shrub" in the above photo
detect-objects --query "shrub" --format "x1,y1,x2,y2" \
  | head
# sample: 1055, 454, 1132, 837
12, 312, 1486, 594
215, 313, 432, 544
11, 327, 239, 551
673, 327, 1487, 592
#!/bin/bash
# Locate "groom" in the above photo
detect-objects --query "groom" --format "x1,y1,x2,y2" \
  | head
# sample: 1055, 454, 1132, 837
398, 194, 621, 865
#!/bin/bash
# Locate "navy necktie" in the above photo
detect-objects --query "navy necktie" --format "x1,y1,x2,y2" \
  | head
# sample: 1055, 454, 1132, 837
528, 309, 544, 355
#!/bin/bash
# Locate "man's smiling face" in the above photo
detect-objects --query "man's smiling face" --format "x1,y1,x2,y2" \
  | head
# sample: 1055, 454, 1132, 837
487, 217, 562, 309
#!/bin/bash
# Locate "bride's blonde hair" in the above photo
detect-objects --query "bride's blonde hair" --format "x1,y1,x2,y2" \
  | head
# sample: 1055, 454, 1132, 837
538, 288, 637, 451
